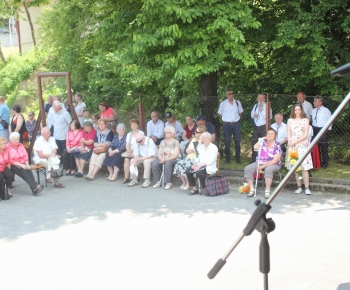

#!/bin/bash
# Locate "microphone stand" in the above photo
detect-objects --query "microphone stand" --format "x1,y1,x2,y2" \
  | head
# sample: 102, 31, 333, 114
208, 71, 350, 289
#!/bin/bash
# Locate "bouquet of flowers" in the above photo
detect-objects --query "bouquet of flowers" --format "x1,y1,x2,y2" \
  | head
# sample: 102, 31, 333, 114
238, 182, 250, 194
288, 149, 302, 180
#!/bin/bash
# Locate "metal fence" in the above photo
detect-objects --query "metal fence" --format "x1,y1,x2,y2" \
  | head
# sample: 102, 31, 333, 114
110, 93, 350, 165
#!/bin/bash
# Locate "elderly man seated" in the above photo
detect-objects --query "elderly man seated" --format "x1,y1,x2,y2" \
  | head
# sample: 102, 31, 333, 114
127, 132, 158, 188
33, 127, 65, 188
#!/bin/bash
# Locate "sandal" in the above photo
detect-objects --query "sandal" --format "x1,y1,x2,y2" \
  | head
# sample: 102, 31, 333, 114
179, 185, 185, 190
153, 182, 160, 188
122, 178, 131, 184
70, 171, 76, 176
247, 190, 254, 197
265, 190, 270, 199
182, 186, 189, 191
65, 170, 71, 176
46, 178, 52, 183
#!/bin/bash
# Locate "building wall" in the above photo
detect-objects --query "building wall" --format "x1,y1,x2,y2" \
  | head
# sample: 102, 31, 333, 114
18, 1, 52, 52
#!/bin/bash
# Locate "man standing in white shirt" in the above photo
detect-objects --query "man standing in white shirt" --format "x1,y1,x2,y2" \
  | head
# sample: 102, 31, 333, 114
74, 93, 86, 126
47, 96, 67, 136
312, 96, 332, 169
146, 111, 164, 145
271, 113, 287, 152
250, 94, 272, 162
297, 91, 313, 122
218, 88, 243, 164
52, 100, 72, 155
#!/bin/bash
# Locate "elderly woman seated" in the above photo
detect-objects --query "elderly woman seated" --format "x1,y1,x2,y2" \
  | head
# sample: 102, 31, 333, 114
84, 119, 113, 180
245, 127, 283, 199
73, 121, 97, 177
151, 126, 180, 190
0, 136, 14, 198
186, 132, 218, 195
173, 125, 206, 190
103, 123, 127, 181
7, 132, 43, 195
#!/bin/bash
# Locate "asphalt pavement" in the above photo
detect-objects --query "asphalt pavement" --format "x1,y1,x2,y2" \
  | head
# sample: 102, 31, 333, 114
1, 170, 349, 290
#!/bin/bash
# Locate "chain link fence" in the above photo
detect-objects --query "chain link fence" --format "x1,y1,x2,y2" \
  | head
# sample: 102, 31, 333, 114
96, 93, 350, 166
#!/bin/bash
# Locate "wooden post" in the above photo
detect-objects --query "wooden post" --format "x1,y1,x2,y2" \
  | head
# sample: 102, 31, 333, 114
266, 93, 271, 131
138, 94, 145, 132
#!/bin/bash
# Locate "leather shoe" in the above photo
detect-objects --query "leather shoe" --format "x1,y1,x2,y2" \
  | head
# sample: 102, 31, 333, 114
32, 185, 44, 195
54, 183, 65, 188
189, 189, 199, 195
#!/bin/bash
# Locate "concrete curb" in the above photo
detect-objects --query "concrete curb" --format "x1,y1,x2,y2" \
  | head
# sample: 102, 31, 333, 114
219, 168, 350, 193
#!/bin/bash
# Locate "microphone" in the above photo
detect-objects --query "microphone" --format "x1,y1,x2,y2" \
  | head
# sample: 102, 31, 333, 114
330, 62, 350, 77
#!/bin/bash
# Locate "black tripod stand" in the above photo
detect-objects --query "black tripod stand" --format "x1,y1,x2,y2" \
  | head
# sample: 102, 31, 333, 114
207, 62, 350, 289
208, 199, 275, 290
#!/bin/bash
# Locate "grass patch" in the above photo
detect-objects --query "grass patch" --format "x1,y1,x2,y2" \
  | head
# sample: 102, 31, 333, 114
220, 158, 350, 180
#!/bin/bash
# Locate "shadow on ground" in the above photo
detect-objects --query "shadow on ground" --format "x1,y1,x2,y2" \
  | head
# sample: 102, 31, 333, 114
1, 170, 349, 241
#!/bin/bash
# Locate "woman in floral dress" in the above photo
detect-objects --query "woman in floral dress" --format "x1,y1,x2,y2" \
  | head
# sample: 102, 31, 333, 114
286, 103, 313, 195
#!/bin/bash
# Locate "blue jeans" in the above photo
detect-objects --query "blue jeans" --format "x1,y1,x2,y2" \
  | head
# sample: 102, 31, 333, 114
223, 122, 241, 162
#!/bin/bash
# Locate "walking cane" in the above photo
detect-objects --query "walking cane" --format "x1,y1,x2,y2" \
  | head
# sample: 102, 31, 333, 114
254, 138, 264, 197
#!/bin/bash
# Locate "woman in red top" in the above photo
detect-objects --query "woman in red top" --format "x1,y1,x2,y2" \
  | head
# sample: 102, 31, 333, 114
99, 102, 117, 133
62, 120, 83, 175
0, 136, 14, 198
8, 132, 43, 195
73, 121, 97, 178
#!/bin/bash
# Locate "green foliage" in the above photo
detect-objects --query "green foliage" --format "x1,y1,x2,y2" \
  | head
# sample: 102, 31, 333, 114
0, 48, 46, 106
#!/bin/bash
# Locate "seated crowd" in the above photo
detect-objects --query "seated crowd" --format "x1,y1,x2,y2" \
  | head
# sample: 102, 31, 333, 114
1, 91, 299, 201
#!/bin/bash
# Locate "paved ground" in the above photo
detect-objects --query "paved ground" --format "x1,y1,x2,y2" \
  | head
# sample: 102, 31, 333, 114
1, 171, 350, 290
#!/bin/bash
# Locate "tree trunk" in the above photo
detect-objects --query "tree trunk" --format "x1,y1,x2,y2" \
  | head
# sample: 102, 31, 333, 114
199, 71, 218, 132
0, 40, 6, 64
23, 1, 37, 47
199, 72, 218, 119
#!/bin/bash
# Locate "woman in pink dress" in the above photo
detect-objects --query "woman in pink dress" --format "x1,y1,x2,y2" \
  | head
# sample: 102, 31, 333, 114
62, 120, 83, 175
286, 103, 313, 195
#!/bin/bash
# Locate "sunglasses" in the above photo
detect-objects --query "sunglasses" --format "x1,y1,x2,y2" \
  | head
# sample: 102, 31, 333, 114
195, 131, 202, 133
136, 138, 144, 143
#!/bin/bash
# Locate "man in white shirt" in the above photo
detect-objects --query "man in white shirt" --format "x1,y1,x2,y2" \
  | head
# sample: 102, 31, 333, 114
33, 127, 65, 188
218, 88, 244, 164
250, 94, 272, 162
146, 111, 164, 145
311, 96, 332, 169
52, 100, 72, 155
271, 113, 287, 152
165, 112, 183, 140
297, 91, 313, 122
127, 133, 158, 188
47, 96, 67, 136
74, 93, 86, 126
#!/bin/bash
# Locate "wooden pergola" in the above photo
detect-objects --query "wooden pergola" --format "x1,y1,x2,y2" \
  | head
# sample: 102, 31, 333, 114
28, 72, 78, 157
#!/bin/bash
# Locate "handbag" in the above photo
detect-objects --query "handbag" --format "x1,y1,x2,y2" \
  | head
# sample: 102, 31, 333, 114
253, 172, 264, 180
205, 175, 229, 197
93, 147, 108, 154
51, 165, 63, 178
1, 119, 9, 129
